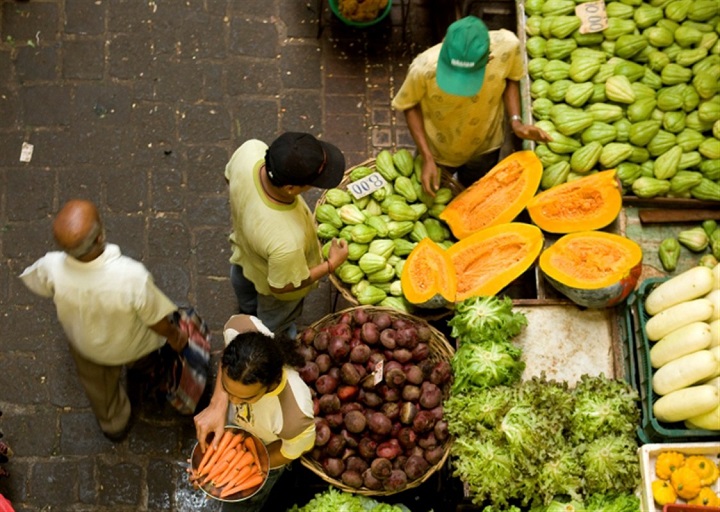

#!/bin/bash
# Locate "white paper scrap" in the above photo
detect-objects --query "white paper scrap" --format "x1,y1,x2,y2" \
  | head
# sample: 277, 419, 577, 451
20, 142, 34, 163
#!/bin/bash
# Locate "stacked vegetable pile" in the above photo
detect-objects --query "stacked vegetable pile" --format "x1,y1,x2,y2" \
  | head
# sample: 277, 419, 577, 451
642, 264, 720, 429
658, 219, 720, 271
525, 0, 720, 201
316, 149, 458, 312
286, 486, 410, 512
296, 308, 453, 494
442, 296, 640, 509
484, 493, 641, 512
651, 451, 719, 508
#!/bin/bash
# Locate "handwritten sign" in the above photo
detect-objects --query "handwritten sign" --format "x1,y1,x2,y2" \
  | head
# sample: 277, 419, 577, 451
576, 0, 608, 34
347, 172, 387, 200
372, 360, 384, 386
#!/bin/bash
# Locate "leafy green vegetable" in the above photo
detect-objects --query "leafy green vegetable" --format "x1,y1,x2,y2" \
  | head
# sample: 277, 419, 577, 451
448, 296, 528, 343
581, 435, 640, 495
570, 374, 640, 442
451, 341, 525, 393
535, 443, 584, 504
444, 387, 514, 435
286, 487, 410, 512
584, 493, 640, 512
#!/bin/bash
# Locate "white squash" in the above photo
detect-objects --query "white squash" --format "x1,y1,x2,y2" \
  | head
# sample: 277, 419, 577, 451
652, 349, 719, 396
653, 384, 719, 423
708, 346, 720, 379
685, 404, 720, 430
710, 319, 720, 348
700, 376, 720, 389
706, 289, 720, 321
713, 263, 720, 291
650, 322, 712, 368
644, 298, 714, 341
644, 266, 714, 315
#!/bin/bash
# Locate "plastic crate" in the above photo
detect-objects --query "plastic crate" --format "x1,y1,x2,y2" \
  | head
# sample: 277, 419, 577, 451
627, 278, 718, 443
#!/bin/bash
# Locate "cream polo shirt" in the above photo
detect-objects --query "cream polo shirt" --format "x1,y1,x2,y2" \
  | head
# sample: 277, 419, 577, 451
19, 244, 177, 366
224, 139, 322, 301
392, 29, 524, 167
223, 315, 315, 465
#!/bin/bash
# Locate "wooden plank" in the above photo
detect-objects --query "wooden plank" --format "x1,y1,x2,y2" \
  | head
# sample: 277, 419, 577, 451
639, 209, 720, 224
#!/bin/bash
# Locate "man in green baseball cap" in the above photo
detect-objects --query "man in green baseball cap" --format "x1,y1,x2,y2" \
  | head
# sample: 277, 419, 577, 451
392, 16, 552, 194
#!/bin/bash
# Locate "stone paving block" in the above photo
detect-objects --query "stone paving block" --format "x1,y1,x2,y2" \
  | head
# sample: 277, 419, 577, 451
1, 220, 53, 260
4, 168, 54, 221
179, 104, 231, 144
46, 351, 90, 409
228, 97, 280, 146
104, 168, 148, 212
0, 353, 49, 405
103, 214, 146, 262
325, 113, 368, 155
146, 261, 191, 305
233, 0, 277, 18
20, 84, 74, 127
150, 168, 185, 213
1, 2, 59, 43
185, 146, 228, 195
64, 0, 106, 36
73, 83, 134, 128
147, 459, 175, 510
198, 62, 225, 104
225, 57, 282, 97
77, 458, 97, 504
194, 276, 237, 335
62, 40, 104, 80
15, 46, 59, 82
194, 227, 232, 277
0, 458, 28, 503
325, 93, 365, 115
280, 90, 322, 133
229, 18, 278, 59
0, 86, 19, 129
0, 303, 61, 351
107, 2, 154, 35
97, 460, 142, 506
20, 130, 76, 168
75, 126, 134, 167
127, 422, 179, 456
371, 125, 392, 147
60, 410, 117, 456
371, 107, 391, 126
2, 407, 58, 457
281, 0, 320, 39
108, 33, 154, 80
281, 44, 322, 89
148, 217, 190, 261
56, 167, 104, 206
325, 74, 366, 95
29, 459, 79, 506
173, 12, 228, 61
153, 58, 205, 103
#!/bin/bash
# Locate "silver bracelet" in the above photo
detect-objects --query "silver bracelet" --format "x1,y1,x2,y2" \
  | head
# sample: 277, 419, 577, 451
510, 114, 522, 124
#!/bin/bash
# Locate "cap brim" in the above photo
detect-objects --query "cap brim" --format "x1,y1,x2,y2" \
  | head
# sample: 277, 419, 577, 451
311, 140, 346, 189
436, 60, 486, 97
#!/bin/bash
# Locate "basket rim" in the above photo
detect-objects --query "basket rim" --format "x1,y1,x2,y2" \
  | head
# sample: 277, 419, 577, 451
298, 305, 455, 495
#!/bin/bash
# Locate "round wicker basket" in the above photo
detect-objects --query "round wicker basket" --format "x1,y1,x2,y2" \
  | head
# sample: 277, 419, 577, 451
299, 305, 455, 496
314, 157, 464, 317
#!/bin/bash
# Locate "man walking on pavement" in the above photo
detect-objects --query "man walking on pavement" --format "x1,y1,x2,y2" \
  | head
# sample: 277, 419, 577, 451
226, 132, 349, 339
19, 199, 188, 442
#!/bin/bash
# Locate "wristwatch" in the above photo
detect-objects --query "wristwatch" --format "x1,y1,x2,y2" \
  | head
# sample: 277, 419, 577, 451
510, 114, 523, 124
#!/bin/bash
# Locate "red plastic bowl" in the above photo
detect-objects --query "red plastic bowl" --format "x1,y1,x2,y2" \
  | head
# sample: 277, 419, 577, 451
663, 505, 720, 512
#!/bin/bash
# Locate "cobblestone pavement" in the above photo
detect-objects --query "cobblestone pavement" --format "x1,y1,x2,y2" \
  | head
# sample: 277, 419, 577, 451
0, 0, 470, 510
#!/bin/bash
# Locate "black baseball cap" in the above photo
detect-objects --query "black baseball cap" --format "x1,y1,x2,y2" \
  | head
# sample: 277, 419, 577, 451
265, 132, 346, 189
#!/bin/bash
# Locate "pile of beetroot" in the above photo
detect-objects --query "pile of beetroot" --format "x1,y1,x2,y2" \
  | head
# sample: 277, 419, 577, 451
297, 308, 453, 493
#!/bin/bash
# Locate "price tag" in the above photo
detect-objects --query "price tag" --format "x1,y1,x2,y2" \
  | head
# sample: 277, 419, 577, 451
346, 172, 387, 200
19, 142, 34, 163
372, 360, 384, 386
576, 0, 608, 34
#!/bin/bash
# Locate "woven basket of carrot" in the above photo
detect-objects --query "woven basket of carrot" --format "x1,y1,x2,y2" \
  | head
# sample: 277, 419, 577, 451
189, 425, 270, 502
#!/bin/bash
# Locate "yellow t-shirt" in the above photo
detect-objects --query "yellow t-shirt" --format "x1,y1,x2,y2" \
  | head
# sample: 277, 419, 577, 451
392, 29, 524, 167
225, 140, 322, 301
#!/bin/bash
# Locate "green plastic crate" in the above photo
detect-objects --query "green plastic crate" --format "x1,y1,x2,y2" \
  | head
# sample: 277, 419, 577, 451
626, 277, 718, 444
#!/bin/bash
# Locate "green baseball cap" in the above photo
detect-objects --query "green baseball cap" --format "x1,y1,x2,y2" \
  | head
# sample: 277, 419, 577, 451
437, 16, 490, 97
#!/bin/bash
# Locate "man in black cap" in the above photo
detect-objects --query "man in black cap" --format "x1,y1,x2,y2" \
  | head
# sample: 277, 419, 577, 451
225, 133, 349, 338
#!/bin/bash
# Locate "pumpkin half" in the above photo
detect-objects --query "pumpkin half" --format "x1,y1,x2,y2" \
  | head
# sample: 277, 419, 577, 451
401, 238, 457, 308
439, 150, 542, 239
526, 169, 622, 234
539, 231, 642, 308
447, 222, 544, 301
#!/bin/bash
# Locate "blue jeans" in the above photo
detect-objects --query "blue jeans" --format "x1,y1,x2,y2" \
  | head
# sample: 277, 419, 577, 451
230, 264, 301, 339
221, 465, 285, 512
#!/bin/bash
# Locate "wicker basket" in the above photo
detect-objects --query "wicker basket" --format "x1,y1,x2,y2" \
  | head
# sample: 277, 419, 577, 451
315, 158, 464, 316
299, 305, 455, 496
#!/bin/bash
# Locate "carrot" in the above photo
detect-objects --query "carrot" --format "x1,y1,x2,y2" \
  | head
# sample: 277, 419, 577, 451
203, 454, 233, 485
225, 432, 245, 454
244, 436, 263, 471
213, 449, 252, 487
219, 473, 264, 498
195, 443, 215, 476
220, 463, 254, 489
200, 430, 233, 476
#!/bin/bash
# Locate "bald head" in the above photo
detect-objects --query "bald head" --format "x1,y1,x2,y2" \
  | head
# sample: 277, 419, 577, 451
53, 200, 104, 259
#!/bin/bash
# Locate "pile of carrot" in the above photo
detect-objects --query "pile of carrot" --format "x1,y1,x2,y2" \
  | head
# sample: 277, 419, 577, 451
193, 430, 266, 499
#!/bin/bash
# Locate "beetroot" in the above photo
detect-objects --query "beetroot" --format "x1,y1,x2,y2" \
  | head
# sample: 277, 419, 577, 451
298, 361, 320, 383
322, 457, 345, 478
300, 327, 316, 345
402, 384, 421, 402
393, 454, 409, 471
424, 445, 445, 465
358, 437, 378, 460
380, 401, 400, 421
399, 402, 418, 425
367, 412, 393, 436
430, 360, 452, 385
315, 353, 332, 374
340, 402, 363, 415
397, 427, 417, 450
390, 421, 402, 439
418, 432, 437, 450
313, 331, 330, 352
341, 470, 363, 489
363, 468, 384, 490
395, 327, 418, 350
325, 412, 344, 429
328, 336, 350, 362
345, 456, 369, 475
434, 420, 449, 442
419, 381, 443, 409
340, 362, 362, 385
341, 428, 359, 448
336, 312, 353, 326
429, 405, 444, 421
349, 343, 371, 364
361, 322, 380, 345
297, 344, 317, 363
315, 375, 339, 395
392, 348, 413, 364
318, 394, 341, 414
404, 364, 424, 385
416, 325, 432, 342
412, 343, 430, 362
376, 438, 402, 460
412, 410, 436, 433
392, 318, 411, 330
315, 421, 331, 447
353, 308, 370, 325
380, 329, 397, 350
360, 391, 383, 408
384, 367, 406, 389
326, 434, 346, 457
344, 410, 367, 434
312, 398, 320, 416
372, 312, 392, 330
383, 469, 408, 492
404, 455, 429, 481
370, 457, 393, 480
378, 385, 401, 402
